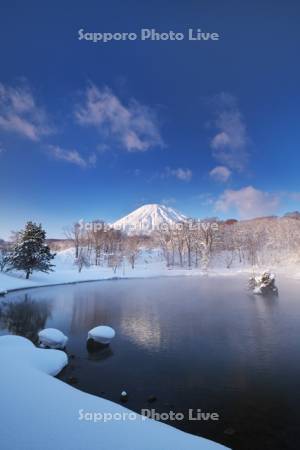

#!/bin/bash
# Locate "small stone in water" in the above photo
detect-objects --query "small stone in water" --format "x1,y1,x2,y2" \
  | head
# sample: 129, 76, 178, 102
120, 391, 128, 402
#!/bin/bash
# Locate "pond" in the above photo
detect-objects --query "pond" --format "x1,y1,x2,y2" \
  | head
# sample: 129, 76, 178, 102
1, 275, 300, 450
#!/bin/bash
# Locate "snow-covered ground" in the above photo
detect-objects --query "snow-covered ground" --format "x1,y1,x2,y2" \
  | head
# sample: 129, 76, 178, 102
0, 247, 235, 293
1, 247, 300, 294
0, 335, 229, 450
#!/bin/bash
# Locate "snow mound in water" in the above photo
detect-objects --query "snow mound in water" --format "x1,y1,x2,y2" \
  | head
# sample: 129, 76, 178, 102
0, 335, 68, 376
38, 328, 68, 349
88, 325, 116, 344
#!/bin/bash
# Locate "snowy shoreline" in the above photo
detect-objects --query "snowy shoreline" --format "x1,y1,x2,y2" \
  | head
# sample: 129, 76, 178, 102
0, 266, 254, 295
2, 262, 300, 297
1, 249, 300, 295
0, 328, 230, 450
0, 245, 266, 294
0, 336, 230, 450
0, 270, 251, 293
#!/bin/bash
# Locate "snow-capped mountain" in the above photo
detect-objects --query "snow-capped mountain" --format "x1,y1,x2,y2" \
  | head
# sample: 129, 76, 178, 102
112, 204, 187, 234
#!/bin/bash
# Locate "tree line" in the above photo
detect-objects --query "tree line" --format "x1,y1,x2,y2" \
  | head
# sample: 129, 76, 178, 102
1, 215, 300, 278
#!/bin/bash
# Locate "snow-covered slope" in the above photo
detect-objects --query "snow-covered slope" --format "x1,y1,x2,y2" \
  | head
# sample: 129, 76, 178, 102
112, 204, 186, 234
0, 335, 229, 450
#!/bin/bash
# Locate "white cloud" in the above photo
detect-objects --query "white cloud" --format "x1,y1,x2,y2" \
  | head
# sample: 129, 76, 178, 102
75, 84, 164, 152
209, 93, 249, 171
164, 167, 193, 182
215, 186, 280, 219
209, 165, 231, 182
0, 82, 51, 141
48, 145, 96, 169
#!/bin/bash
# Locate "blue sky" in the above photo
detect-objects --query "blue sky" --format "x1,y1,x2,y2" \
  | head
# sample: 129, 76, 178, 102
0, 0, 300, 238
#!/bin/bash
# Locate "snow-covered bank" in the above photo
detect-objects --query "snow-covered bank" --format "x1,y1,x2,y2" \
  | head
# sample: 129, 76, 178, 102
0, 248, 252, 294
0, 335, 229, 450
1, 247, 300, 294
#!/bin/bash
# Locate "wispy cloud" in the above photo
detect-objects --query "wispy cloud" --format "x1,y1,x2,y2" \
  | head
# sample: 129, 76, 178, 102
195, 192, 215, 206
209, 165, 231, 182
48, 145, 96, 169
209, 93, 249, 172
164, 166, 193, 182
285, 192, 300, 202
161, 197, 177, 205
0, 81, 52, 141
215, 186, 280, 219
75, 84, 164, 152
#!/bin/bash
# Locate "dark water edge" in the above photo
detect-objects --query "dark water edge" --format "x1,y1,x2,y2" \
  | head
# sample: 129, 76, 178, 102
1, 275, 300, 450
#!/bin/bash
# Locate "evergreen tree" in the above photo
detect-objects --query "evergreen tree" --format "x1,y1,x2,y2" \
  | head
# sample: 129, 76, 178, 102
9, 222, 55, 279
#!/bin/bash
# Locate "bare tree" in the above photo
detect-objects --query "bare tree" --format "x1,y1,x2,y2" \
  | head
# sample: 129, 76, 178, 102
108, 253, 123, 274
220, 223, 237, 268
195, 219, 219, 270
243, 225, 266, 267
90, 220, 107, 265
74, 248, 90, 273
125, 235, 142, 269
64, 222, 84, 259
157, 228, 172, 267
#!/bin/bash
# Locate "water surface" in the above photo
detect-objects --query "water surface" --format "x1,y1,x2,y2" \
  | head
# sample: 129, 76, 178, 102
1, 275, 300, 449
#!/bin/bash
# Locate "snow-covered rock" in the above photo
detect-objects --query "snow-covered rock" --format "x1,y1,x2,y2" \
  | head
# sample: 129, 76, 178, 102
88, 325, 116, 345
0, 288, 7, 296
248, 272, 278, 296
120, 390, 128, 402
38, 328, 68, 349
112, 203, 187, 234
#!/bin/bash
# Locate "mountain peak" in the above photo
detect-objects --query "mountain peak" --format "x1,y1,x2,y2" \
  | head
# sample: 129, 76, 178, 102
112, 203, 186, 234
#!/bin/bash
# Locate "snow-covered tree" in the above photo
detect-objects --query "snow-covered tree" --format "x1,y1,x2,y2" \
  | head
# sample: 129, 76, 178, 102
8, 222, 55, 279
0, 248, 10, 272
